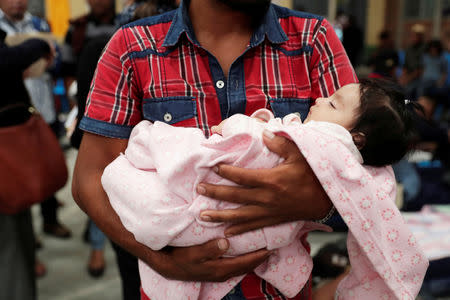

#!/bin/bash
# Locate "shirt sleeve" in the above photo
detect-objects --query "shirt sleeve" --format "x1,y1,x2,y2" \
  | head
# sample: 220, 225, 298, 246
79, 28, 142, 139
309, 18, 357, 100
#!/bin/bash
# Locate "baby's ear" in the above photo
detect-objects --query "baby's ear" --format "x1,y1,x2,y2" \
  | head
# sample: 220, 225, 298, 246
351, 132, 366, 150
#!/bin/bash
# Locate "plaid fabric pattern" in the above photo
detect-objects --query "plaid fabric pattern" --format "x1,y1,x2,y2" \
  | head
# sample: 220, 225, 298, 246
81, 2, 357, 299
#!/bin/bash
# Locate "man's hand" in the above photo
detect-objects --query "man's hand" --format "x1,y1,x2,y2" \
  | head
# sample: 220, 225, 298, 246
149, 238, 272, 282
196, 130, 332, 237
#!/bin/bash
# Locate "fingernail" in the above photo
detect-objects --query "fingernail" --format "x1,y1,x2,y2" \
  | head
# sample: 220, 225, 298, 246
213, 166, 219, 173
218, 239, 229, 250
200, 213, 211, 221
224, 231, 234, 238
263, 129, 275, 139
197, 184, 206, 195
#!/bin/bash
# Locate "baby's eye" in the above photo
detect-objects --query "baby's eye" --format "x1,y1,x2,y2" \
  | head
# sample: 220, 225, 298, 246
329, 102, 336, 109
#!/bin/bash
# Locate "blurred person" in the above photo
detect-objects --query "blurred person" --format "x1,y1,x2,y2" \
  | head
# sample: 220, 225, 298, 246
61, 0, 116, 87
71, 1, 362, 300
444, 34, 450, 89
116, 0, 179, 26
72, 37, 111, 279
116, 0, 145, 26
0, 27, 53, 300
341, 14, 363, 67
413, 99, 450, 176
368, 30, 399, 80
400, 23, 427, 99
418, 40, 448, 103
0, 0, 71, 246
332, 13, 345, 41
61, 0, 116, 280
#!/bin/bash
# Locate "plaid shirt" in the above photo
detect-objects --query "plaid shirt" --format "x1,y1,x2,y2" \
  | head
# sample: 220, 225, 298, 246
81, 1, 356, 299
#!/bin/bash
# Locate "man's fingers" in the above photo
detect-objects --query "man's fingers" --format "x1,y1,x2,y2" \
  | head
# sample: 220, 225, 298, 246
262, 131, 302, 161
200, 205, 269, 224
179, 238, 230, 263
213, 164, 272, 187
224, 217, 284, 237
205, 249, 272, 281
198, 183, 270, 205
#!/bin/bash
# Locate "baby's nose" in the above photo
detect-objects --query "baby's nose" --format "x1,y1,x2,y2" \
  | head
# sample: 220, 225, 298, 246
315, 97, 325, 105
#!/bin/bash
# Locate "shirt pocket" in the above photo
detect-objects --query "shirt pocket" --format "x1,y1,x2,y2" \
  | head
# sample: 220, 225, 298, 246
142, 96, 197, 126
269, 98, 312, 122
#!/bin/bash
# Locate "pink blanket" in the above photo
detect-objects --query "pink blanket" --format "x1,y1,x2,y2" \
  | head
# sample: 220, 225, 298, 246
102, 110, 428, 300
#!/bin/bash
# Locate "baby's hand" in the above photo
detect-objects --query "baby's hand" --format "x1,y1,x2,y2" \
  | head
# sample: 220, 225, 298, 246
211, 119, 227, 135
211, 112, 269, 136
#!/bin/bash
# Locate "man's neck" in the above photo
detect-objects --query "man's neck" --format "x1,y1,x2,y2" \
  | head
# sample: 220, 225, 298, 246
189, 0, 254, 40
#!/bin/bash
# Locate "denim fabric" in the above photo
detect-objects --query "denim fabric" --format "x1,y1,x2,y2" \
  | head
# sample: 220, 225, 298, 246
142, 97, 197, 124
222, 283, 246, 300
89, 220, 106, 250
270, 98, 311, 121
392, 159, 421, 204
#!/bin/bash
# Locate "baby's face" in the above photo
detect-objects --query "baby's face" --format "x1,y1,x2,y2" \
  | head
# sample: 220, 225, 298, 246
305, 83, 360, 130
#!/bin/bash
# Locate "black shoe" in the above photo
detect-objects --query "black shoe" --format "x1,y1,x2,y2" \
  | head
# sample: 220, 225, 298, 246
87, 250, 106, 278
88, 266, 105, 278
43, 223, 72, 239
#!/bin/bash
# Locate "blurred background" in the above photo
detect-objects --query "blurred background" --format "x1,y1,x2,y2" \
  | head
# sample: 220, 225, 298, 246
1, 0, 450, 299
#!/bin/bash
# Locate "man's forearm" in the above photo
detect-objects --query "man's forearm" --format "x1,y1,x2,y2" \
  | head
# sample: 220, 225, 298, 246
71, 132, 157, 267
72, 167, 156, 266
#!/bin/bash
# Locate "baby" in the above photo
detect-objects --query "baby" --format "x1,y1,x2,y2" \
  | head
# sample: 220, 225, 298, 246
102, 78, 428, 300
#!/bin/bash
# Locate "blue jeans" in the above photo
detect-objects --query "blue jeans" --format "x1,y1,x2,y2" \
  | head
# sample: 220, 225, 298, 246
392, 159, 421, 205
89, 219, 106, 250
222, 283, 246, 300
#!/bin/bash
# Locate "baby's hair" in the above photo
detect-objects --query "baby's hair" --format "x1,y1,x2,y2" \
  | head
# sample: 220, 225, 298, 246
351, 78, 420, 166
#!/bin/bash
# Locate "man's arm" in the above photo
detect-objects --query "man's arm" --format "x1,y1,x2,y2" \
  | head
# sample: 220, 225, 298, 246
72, 132, 272, 281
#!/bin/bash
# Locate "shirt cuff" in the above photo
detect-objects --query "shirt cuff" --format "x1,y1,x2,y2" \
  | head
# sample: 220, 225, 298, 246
79, 116, 133, 139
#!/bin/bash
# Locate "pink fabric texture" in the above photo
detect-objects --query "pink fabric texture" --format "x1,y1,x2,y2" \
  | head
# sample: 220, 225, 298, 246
102, 109, 428, 300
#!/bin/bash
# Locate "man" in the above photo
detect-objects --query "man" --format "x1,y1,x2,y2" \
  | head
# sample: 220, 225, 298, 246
400, 23, 426, 99
0, 0, 71, 238
368, 30, 399, 80
61, 0, 116, 85
116, 0, 179, 26
72, 0, 358, 299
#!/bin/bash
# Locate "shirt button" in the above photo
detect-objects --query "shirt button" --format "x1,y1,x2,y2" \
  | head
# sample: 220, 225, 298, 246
163, 113, 172, 122
216, 80, 225, 89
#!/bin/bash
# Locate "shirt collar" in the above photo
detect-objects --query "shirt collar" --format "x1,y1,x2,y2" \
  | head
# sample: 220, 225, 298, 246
163, 1, 288, 48
250, 4, 288, 47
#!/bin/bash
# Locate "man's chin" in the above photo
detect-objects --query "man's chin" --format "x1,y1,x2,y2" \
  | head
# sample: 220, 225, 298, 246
217, 0, 271, 18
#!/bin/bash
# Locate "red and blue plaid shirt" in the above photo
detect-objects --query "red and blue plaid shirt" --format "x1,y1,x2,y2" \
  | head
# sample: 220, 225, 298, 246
81, 1, 357, 299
